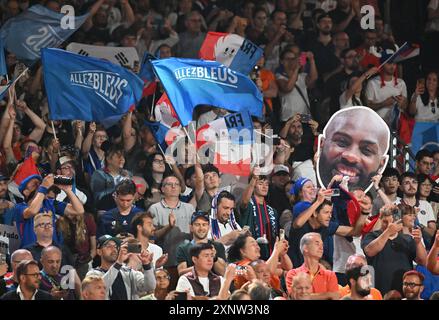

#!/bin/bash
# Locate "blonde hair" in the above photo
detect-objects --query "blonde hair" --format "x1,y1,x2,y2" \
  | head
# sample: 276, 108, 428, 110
57, 213, 87, 245
33, 213, 53, 229
82, 275, 105, 292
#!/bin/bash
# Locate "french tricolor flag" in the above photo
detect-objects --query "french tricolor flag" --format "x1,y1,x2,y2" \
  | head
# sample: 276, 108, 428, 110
199, 32, 263, 75
391, 42, 420, 63
196, 111, 254, 176
154, 93, 183, 146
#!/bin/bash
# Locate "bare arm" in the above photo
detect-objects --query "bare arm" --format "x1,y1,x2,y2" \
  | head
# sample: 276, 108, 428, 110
82, 0, 105, 31
240, 175, 257, 209
194, 162, 205, 201
305, 53, 318, 89
122, 112, 136, 152
363, 226, 397, 258
277, 67, 300, 94
427, 232, 439, 274
81, 122, 96, 157
292, 189, 331, 229
333, 9, 356, 32
279, 114, 300, 139
63, 188, 85, 216
120, 0, 135, 27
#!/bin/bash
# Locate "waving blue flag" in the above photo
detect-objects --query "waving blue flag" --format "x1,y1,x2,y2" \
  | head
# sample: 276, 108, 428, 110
41, 48, 144, 127
151, 58, 263, 126
0, 5, 89, 66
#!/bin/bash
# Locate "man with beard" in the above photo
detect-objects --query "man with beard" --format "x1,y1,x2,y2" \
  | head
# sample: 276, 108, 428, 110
279, 115, 319, 183
267, 165, 292, 215
86, 235, 156, 300
317, 107, 390, 192
176, 211, 226, 276
132, 212, 168, 269
362, 206, 427, 294
402, 271, 424, 300
0, 260, 52, 300
15, 174, 85, 248
395, 172, 436, 247
365, 49, 408, 125
324, 48, 360, 116
340, 254, 383, 300
306, 13, 340, 82
0, 174, 15, 225
208, 191, 243, 249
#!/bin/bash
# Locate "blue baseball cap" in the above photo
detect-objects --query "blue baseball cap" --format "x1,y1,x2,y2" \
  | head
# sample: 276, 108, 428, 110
291, 177, 311, 196
18, 174, 42, 195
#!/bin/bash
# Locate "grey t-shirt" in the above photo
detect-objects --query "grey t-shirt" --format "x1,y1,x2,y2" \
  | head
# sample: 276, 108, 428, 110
149, 200, 195, 267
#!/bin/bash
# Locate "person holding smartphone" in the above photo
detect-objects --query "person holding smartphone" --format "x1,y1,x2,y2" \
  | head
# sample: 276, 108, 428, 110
362, 205, 427, 295
408, 71, 439, 122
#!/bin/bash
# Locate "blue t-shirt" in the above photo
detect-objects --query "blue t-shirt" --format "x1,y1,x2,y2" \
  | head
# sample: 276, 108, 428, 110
97, 206, 143, 237
292, 201, 312, 219
15, 199, 67, 248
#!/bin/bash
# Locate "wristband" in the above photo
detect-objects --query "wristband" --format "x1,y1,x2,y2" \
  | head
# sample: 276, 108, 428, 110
37, 186, 48, 195
143, 264, 152, 271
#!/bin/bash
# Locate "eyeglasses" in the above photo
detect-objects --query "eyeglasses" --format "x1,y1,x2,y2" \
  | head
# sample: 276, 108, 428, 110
24, 273, 42, 278
35, 222, 53, 229
430, 101, 436, 114
403, 282, 422, 288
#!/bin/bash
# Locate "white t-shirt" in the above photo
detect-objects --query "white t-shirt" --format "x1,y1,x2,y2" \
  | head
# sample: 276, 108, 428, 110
146, 243, 163, 269
176, 274, 225, 297
394, 199, 436, 226
412, 95, 439, 122
56, 188, 87, 205
339, 91, 364, 109
365, 76, 407, 121
276, 72, 310, 121
208, 221, 242, 250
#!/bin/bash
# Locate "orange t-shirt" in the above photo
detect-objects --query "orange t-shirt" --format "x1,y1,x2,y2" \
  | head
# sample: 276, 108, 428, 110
260, 69, 276, 112
339, 284, 383, 300
233, 258, 281, 291
285, 263, 339, 295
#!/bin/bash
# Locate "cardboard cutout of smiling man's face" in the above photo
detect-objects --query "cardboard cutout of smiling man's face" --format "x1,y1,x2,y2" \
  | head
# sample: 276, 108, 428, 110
317, 106, 390, 192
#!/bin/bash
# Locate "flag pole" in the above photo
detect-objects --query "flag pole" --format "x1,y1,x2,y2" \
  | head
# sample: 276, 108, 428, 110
12, 67, 29, 85
150, 85, 156, 117
367, 42, 407, 79
51, 120, 61, 157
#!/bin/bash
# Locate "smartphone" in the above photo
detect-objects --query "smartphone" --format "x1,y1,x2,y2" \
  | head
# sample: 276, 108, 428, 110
279, 229, 285, 241
273, 137, 281, 145
417, 78, 425, 87
392, 208, 401, 221
127, 243, 142, 254
331, 188, 340, 197
299, 52, 307, 67
300, 114, 311, 123
175, 292, 187, 300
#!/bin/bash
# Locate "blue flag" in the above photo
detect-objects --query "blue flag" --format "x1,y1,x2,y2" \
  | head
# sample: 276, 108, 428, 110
144, 120, 169, 150
139, 52, 156, 82
41, 48, 144, 127
151, 58, 263, 126
0, 5, 89, 66
0, 39, 7, 76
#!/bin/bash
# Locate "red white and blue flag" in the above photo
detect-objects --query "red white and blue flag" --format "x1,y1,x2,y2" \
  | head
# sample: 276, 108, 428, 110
199, 32, 263, 75
390, 42, 420, 63
196, 111, 254, 176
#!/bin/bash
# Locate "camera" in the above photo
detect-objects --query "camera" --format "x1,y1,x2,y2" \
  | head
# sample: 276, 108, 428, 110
53, 175, 73, 185
300, 114, 311, 123
127, 243, 142, 254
